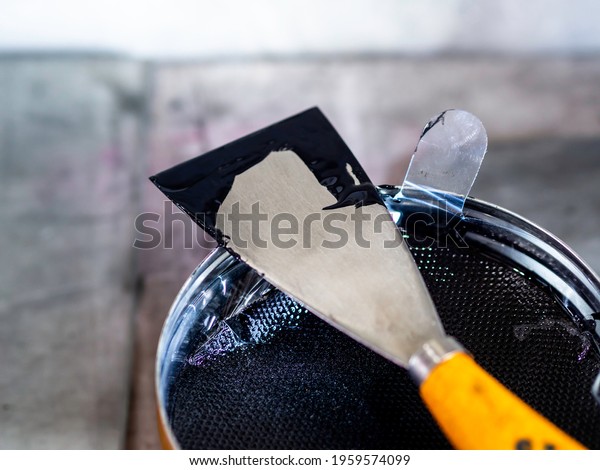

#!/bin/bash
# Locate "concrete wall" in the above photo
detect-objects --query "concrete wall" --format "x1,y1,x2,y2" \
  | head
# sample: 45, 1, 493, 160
0, 56, 145, 448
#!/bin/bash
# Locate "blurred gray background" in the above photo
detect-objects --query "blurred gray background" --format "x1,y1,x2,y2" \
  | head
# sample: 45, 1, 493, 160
1, 0, 600, 449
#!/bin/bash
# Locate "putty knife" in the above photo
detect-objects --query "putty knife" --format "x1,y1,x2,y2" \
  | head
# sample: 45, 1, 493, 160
151, 107, 584, 449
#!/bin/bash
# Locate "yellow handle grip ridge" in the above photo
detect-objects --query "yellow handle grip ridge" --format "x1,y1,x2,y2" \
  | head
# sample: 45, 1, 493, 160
419, 352, 586, 450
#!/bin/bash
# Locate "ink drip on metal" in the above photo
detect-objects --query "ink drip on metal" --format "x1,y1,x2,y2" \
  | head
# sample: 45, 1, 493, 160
150, 107, 381, 247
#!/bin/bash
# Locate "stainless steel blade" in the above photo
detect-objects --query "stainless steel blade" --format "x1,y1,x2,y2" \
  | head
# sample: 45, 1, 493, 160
402, 109, 488, 213
216, 149, 445, 367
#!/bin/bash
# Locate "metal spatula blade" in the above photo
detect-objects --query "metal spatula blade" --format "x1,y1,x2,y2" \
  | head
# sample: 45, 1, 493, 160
152, 107, 443, 366
402, 109, 488, 213
214, 148, 445, 367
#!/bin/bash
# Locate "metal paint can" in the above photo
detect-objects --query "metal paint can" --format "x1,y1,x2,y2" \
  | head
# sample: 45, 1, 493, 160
156, 186, 600, 449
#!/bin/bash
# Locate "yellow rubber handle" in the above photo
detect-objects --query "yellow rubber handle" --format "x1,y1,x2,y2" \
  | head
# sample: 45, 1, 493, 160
419, 352, 586, 449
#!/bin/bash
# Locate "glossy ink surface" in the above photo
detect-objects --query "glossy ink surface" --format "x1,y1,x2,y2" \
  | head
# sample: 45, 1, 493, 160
150, 107, 381, 244
188, 292, 308, 366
